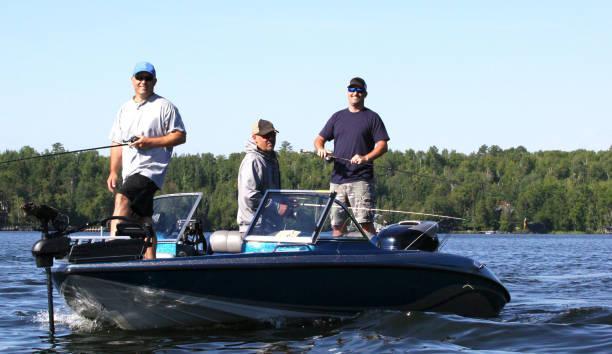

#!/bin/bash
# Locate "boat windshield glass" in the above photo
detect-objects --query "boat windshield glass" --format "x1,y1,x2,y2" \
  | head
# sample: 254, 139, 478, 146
152, 193, 201, 241
317, 200, 368, 239
247, 192, 330, 239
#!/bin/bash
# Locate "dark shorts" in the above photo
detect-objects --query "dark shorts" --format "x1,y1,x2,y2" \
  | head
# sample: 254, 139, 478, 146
117, 173, 158, 217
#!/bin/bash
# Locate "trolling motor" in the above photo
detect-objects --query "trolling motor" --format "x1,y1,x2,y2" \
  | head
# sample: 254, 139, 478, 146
23, 202, 72, 335
25, 203, 72, 268
24, 202, 153, 333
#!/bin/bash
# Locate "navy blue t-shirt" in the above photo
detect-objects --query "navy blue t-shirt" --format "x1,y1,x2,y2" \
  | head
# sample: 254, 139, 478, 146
319, 108, 390, 183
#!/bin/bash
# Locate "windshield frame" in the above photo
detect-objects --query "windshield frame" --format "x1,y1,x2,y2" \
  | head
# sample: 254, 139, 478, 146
244, 189, 369, 244
152, 192, 203, 243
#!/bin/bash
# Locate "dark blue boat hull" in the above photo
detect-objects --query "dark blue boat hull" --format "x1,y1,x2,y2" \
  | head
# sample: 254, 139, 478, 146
52, 239, 510, 330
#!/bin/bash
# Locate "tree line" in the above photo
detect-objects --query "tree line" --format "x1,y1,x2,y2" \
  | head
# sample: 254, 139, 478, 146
1, 143, 610, 233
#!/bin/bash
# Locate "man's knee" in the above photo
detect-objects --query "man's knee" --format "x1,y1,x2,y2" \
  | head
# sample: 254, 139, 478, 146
113, 193, 131, 215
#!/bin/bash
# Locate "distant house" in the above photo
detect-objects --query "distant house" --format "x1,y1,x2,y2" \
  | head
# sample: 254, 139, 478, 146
523, 217, 549, 234
0, 200, 8, 228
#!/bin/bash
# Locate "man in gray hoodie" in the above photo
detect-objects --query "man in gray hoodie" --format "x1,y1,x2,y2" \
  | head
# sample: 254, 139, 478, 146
237, 119, 281, 233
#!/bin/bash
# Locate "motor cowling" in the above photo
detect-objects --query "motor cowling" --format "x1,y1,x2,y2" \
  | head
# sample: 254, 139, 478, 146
32, 236, 71, 268
373, 221, 439, 252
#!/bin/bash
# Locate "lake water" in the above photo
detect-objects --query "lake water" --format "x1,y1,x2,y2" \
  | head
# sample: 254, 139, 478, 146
1, 231, 611, 353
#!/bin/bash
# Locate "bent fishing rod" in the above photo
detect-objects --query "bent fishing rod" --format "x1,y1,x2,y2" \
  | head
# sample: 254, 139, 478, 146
298, 149, 467, 223
0, 137, 138, 166
298, 149, 461, 185
302, 202, 464, 221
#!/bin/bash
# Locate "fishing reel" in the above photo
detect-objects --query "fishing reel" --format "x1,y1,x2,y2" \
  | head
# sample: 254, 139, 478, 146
123, 136, 140, 144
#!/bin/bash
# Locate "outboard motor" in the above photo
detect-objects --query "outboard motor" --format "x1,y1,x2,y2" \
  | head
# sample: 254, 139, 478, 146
373, 221, 439, 252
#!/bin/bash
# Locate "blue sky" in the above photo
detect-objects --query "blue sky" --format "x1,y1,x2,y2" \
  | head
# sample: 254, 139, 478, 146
1, 1, 610, 156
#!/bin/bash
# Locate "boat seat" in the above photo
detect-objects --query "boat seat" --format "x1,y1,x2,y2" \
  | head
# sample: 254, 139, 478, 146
209, 230, 243, 253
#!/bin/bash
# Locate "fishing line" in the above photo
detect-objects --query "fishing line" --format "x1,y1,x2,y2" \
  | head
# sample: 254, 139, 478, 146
437, 233, 452, 251
346, 206, 464, 220
0, 137, 138, 165
301, 202, 464, 221
404, 221, 439, 250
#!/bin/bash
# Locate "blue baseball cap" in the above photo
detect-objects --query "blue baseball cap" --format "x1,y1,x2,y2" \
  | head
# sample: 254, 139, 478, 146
132, 61, 156, 77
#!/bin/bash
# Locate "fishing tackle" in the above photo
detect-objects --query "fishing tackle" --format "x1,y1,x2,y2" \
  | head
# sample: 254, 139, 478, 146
0, 141, 131, 165
298, 149, 461, 184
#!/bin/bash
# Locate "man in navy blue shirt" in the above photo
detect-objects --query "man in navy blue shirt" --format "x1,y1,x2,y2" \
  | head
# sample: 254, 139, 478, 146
314, 77, 390, 236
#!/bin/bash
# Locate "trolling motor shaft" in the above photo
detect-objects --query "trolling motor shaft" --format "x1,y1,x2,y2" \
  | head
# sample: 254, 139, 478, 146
23, 202, 72, 334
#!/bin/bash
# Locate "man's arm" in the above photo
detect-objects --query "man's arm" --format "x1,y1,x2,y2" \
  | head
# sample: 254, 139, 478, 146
129, 130, 186, 149
107, 143, 123, 192
314, 135, 331, 159
350, 140, 388, 164
237, 159, 264, 227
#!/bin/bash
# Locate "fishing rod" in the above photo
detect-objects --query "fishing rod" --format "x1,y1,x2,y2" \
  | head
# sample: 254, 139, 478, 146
301, 203, 464, 221
345, 205, 464, 221
0, 137, 138, 166
297, 149, 467, 223
297, 149, 461, 185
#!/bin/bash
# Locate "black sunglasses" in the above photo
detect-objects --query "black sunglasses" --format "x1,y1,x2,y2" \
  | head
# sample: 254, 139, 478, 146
134, 73, 155, 82
348, 87, 365, 93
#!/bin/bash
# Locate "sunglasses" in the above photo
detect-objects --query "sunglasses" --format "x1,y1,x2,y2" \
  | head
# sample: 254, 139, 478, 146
134, 73, 155, 82
259, 132, 277, 140
348, 87, 365, 93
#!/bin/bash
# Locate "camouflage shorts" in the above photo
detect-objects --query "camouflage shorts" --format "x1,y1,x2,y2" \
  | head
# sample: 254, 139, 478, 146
330, 180, 376, 225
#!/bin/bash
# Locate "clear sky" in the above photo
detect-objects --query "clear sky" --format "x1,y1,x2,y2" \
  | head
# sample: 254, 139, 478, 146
1, 1, 610, 157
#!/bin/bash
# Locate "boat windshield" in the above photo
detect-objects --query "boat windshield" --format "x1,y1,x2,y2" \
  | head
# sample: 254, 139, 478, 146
246, 191, 332, 241
245, 190, 369, 244
319, 199, 370, 239
152, 193, 202, 241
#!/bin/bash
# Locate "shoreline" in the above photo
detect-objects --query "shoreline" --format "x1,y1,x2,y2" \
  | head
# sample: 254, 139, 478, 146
1, 228, 609, 235
0, 226, 105, 232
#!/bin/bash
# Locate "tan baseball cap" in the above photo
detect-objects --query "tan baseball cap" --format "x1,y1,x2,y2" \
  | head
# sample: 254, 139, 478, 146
251, 119, 279, 136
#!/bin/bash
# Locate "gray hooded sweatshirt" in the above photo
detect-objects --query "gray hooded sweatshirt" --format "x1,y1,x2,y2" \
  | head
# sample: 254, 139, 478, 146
237, 139, 281, 232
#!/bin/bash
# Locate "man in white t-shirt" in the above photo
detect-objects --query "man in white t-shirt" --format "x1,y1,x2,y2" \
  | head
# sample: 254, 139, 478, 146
107, 61, 186, 259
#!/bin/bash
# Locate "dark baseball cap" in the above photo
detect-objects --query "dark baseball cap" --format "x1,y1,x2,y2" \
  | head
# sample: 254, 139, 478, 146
251, 119, 279, 136
347, 77, 367, 90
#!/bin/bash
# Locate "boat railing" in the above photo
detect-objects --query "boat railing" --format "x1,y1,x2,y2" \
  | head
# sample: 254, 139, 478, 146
70, 235, 131, 242
244, 236, 311, 243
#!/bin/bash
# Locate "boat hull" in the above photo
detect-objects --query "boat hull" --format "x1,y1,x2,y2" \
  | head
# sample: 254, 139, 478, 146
52, 245, 510, 330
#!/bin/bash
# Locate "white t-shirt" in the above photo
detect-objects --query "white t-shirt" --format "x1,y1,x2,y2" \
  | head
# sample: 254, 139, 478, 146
109, 94, 186, 188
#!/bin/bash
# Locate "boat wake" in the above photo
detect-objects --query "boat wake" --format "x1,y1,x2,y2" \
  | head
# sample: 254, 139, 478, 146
33, 308, 102, 332
546, 306, 612, 325
25, 306, 612, 353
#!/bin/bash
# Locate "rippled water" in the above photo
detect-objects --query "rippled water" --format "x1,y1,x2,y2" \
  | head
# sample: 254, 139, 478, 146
1, 231, 610, 353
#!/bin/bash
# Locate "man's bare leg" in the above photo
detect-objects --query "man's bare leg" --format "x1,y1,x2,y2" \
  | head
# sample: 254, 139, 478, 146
111, 193, 156, 259
110, 193, 131, 236
332, 225, 346, 237
360, 222, 377, 238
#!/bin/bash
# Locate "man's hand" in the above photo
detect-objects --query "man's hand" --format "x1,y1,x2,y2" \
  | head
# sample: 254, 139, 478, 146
317, 148, 332, 159
129, 135, 150, 149
107, 173, 119, 193
350, 154, 369, 164
277, 203, 289, 216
